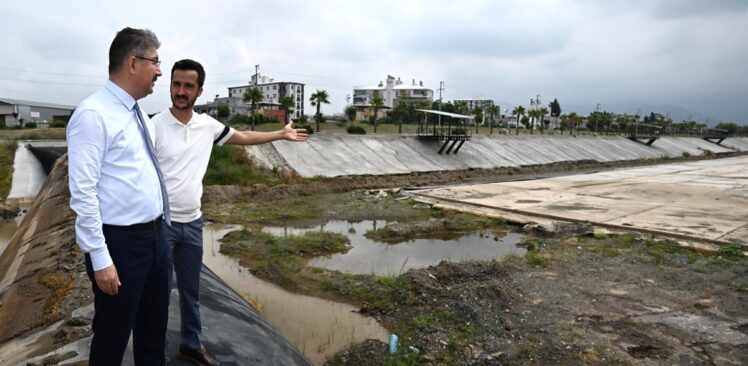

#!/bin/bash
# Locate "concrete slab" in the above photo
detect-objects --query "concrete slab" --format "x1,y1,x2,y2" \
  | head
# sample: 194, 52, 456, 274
411, 155, 748, 246
262, 135, 748, 178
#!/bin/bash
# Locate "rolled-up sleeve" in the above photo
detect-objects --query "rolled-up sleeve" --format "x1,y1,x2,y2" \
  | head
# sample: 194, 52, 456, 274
67, 109, 111, 271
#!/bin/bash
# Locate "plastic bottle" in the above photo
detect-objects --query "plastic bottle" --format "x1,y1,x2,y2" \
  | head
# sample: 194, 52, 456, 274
388, 333, 398, 354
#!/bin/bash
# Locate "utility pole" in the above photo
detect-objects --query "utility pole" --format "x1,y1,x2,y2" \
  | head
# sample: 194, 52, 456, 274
535, 94, 541, 130
437, 81, 444, 127
595, 103, 601, 133
252, 64, 260, 131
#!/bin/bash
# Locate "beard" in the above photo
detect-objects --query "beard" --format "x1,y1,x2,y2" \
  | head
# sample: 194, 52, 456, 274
172, 94, 197, 110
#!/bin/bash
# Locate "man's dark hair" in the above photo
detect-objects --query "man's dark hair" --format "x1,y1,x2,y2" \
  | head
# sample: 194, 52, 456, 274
171, 59, 206, 88
108, 27, 160, 74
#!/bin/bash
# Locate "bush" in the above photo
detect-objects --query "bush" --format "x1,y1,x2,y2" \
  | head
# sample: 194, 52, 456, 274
296, 124, 314, 135
49, 120, 66, 128
347, 125, 366, 134
228, 114, 252, 126
255, 114, 280, 125
25, 122, 37, 129
217, 105, 230, 118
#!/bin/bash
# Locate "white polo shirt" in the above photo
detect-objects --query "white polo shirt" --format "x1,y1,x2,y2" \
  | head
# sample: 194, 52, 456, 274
152, 109, 235, 223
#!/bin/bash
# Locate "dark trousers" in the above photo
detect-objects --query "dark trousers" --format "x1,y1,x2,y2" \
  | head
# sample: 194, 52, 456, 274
167, 217, 204, 351
84, 219, 171, 365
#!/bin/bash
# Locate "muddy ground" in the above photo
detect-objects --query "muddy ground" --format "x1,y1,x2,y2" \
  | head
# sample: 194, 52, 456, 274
1, 154, 745, 365
202, 157, 748, 366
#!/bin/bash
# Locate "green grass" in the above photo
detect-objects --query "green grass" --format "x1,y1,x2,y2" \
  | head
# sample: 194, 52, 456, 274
364, 212, 505, 243
0, 127, 67, 141
203, 144, 281, 186
219, 229, 350, 288
0, 141, 18, 199
204, 190, 436, 227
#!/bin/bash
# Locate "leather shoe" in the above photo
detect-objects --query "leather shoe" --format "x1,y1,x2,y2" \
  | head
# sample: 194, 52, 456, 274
179, 345, 219, 366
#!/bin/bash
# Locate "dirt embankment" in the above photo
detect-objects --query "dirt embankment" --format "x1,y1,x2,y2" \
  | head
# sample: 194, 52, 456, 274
323, 234, 747, 365
0, 156, 91, 363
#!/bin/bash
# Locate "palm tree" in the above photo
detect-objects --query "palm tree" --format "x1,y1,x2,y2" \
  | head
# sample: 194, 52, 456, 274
370, 96, 384, 133
559, 114, 568, 134
486, 104, 499, 134
345, 105, 357, 128
527, 109, 539, 135
566, 112, 579, 135
309, 89, 330, 132
538, 107, 549, 135
393, 100, 409, 134
512, 105, 525, 135
243, 87, 263, 131
279, 96, 295, 124
472, 106, 483, 133
453, 101, 469, 115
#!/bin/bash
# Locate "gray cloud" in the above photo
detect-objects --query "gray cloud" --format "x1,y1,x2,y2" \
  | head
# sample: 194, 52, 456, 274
0, 0, 746, 123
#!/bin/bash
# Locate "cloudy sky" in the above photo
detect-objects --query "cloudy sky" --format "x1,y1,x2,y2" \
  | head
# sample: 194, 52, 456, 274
1, 0, 746, 123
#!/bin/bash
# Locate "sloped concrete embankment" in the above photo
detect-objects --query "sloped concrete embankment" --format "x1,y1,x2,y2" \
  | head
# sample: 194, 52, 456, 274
259, 135, 747, 178
0, 155, 311, 365
6, 141, 67, 204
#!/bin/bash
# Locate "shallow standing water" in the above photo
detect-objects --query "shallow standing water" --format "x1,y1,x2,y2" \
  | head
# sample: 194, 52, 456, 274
202, 224, 389, 365
0, 208, 29, 259
267, 220, 526, 275
203, 220, 525, 365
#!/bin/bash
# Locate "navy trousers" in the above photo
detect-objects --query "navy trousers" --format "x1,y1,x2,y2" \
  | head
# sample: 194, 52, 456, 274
84, 219, 171, 365
167, 217, 204, 351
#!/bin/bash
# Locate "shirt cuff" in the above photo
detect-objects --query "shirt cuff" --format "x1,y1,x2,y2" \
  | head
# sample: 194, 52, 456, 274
89, 247, 113, 271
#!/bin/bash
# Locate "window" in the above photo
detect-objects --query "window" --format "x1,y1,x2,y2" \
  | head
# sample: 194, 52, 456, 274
273, 85, 277, 90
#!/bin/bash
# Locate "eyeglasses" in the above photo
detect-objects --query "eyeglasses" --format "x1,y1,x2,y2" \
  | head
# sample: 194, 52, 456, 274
135, 55, 161, 67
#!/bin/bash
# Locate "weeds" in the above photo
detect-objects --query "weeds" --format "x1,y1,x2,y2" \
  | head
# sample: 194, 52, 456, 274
0, 141, 17, 198
204, 145, 280, 186
219, 229, 350, 288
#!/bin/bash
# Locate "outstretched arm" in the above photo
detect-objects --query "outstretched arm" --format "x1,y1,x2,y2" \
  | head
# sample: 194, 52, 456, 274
226, 121, 308, 145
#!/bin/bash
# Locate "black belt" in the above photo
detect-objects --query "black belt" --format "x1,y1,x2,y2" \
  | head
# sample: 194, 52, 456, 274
103, 216, 163, 230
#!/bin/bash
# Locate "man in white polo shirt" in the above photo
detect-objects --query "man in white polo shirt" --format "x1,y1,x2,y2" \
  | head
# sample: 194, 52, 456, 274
152, 59, 307, 365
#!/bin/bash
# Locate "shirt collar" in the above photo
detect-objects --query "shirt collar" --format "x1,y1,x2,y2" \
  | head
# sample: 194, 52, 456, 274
105, 80, 137, 111
167, 108, 195, 126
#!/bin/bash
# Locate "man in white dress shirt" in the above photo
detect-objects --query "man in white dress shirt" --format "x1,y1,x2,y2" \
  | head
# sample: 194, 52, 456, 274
152, 59, 307, 365
67, 27, 171, 365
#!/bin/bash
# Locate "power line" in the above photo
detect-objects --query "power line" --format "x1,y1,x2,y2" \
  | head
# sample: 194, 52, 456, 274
0, 77, 102, 87
0, 66, 103, 78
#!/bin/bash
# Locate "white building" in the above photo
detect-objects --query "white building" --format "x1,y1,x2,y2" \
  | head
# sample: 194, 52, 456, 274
227, 74, 305, 120
352, 75, 433, 114
452, 99, 496, 111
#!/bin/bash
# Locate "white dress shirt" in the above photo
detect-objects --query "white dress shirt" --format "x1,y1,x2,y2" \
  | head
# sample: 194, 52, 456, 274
67, 80, 164, 271
152, 109, 234, 223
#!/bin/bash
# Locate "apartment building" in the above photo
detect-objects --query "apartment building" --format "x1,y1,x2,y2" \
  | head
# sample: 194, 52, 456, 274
452, 98, 496, 111
228, 74, 305, 120
352, 75, 433, 114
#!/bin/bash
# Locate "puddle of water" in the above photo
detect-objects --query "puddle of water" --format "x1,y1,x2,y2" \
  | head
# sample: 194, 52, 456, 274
0, 207, 27, 258
0, 220, 17, 259
202, 224, 389, 365
263, 220, 526, 276
203, 220, 524, 364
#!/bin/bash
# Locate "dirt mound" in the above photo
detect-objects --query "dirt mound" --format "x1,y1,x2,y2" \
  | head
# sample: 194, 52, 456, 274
0, 204, 19, 220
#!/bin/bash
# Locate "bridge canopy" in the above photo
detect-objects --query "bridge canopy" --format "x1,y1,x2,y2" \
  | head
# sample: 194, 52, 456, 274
415, 109, 474, 120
